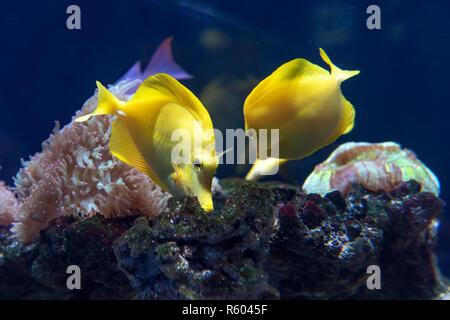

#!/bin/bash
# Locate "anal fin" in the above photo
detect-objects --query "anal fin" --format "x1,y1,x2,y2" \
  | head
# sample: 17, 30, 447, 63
340, 95, 355, 134
325, 95, 355, 146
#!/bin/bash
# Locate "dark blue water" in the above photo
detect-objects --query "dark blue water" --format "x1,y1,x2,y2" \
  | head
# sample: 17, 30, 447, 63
0, 0, 449, 275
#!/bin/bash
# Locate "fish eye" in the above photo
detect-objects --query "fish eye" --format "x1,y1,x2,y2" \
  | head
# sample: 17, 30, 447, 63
194, 163, 203, 170
194, 157, 203, 171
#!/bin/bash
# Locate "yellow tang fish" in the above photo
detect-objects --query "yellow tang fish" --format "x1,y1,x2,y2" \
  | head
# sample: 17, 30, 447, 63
75, 74, 218, 212
244, 48, 359, 161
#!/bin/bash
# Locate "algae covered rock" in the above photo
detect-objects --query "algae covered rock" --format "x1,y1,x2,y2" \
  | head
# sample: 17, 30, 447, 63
0, 178, 446, 299
113, 184, 279, 299
29, 215, 135, 299
0, 226, 49, 299
266, 180, 445, 299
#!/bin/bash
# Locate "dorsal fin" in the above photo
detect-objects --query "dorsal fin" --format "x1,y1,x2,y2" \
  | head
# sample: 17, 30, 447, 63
266, 58, 329, 83
129, 73, 213, 129
319, 48, 335, 74
245, 58, 329, 111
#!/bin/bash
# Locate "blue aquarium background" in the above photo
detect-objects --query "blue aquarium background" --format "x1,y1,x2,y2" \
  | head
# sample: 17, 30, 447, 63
0, 0, 449, 276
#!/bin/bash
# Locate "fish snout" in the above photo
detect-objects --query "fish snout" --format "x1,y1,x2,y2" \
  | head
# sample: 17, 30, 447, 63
201, 202, 214, 213
198, 194, 214, 213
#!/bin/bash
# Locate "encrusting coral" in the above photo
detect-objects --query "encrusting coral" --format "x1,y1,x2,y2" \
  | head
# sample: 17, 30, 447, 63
12, 80, 171, 243
0, 180, 18, 225
302, 141, 440, 197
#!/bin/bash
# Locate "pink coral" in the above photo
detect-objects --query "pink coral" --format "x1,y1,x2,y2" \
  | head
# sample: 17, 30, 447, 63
12, 80, 170, 243
302, 142, 440, 197
0, 180, 18, 225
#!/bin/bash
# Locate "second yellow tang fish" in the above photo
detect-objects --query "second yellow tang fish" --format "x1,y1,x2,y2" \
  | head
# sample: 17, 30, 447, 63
75, 74, 218, 212
244, 48, 359, 160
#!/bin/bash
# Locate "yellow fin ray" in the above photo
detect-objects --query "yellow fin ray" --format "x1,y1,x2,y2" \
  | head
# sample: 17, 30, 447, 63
130, 73, 213, 129
262, 58, 328, 84
245, 58, 329, 111
280, 58, 329, 79
109, 118, 166, 190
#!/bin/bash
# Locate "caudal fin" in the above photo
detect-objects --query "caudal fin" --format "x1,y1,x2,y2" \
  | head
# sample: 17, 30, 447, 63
75, 82, 123, 122
143, 37, 193, 80
319, 48, 360, 81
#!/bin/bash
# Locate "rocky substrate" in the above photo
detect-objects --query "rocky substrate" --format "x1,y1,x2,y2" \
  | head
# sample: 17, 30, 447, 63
0, 179, 447, 299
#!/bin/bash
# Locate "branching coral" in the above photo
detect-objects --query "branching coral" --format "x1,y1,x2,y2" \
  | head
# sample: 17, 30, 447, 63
12, 80, 171, 243
0, 181, 18, 225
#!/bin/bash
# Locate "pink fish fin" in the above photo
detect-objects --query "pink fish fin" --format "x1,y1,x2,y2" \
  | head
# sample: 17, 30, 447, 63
115, 61, 142, 84
143, 36, 193, 80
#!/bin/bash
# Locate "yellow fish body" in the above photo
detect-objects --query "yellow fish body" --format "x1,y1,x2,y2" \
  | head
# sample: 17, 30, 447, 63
244, 48, 359, 160
75, 74, 218, 212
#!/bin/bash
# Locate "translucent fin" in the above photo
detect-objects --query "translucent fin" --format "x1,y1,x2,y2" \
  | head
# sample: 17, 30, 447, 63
319, 48, 360, 81
109, 118, 166, 189
75, 81, 123, 122
130, 73, 213, 129
114, 37, 192, 85
115, 61, 142, 84
143, 37, 193, 80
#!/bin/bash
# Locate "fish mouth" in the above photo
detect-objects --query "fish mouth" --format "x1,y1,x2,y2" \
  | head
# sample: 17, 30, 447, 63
201, 203, 214, 213
198, 196, 214, 213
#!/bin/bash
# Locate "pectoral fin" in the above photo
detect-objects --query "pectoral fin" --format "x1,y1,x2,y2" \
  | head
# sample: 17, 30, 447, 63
109, 118, 166, 190
170, 161, 184, 185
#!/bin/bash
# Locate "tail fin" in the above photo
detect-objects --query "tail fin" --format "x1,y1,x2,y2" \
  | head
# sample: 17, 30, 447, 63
319, 48, 360, 82
143, 37, 193, 80
75, 81, 123, 122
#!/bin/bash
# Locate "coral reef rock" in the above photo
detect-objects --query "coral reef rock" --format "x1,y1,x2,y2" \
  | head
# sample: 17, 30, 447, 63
113, 184, 279, 300
0, 178, 447, 299
302, 141, 440, 197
